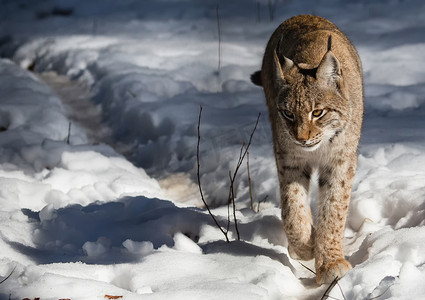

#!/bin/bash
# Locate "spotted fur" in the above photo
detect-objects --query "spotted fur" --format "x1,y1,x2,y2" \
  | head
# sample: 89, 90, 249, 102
252, 15, 363, 284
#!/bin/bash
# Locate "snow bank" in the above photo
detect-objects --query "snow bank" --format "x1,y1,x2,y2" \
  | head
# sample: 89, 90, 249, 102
0, 58, 302, 300
1, 0, 425, 298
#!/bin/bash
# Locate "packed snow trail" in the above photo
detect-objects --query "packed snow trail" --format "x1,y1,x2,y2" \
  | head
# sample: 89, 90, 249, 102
38, 71, 201, 206
38, 72, 110, 145
0, 59, 320, 299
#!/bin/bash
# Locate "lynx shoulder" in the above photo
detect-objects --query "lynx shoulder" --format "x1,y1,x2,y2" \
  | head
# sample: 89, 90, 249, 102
252, 15, 363, 284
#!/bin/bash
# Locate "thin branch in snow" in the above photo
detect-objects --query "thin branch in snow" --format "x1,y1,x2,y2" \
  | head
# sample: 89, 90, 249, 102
227, 112, 261, 240
228, 168, 240, 240
226, 180, 232, 234
0, 265, 16, 285
216, 4, 222, 76
320, 276, 341, 300
336, 281, 347, 300
197, 105, 230, 243
246, 147, 254, 210
257, 195, 268, 213
67, 121, 72, 145
127, 90, 136, 98
298, 261, 316, 275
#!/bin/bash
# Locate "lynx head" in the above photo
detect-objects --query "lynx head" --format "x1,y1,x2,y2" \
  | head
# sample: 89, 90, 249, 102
271, 46, 350, 152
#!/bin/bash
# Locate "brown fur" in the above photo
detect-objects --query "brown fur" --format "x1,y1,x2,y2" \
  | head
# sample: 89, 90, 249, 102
252, 15, 363, 284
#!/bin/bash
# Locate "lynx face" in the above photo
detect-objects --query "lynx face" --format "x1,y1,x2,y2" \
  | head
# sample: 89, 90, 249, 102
271, 49, 351, 152
276, 75, 349, 151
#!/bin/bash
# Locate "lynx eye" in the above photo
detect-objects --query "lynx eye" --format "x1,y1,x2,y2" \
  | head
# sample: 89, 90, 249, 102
281, 109, 294, 121
312, 109, 324, 118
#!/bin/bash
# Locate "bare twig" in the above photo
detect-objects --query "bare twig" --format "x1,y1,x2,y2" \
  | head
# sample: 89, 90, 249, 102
336, 281, 347, 300
197, 108, 261, 242
228, 168, 240, 240
216, 4, 222, 75
246, 148, 254, 210
310, 265, 389, 300
227, 113, 261, 240
320, 274, 391, 300
299, 261, 316, 275
320, 276, 340, 300
66, 121, 72, 144
257, 195, 268, 212
197, 105, 229, 242
127, 90, 136, 98
226, 159, 240, 235
226, 187, 232, 233
0, 266, 16, 285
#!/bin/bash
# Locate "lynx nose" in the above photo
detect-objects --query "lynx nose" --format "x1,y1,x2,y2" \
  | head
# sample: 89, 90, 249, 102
296, 136, 308, 145
296, 129, 310, 145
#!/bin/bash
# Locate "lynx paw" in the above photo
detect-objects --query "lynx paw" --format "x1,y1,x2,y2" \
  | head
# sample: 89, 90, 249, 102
316, 258, 352, 284
288, 243, 314, 261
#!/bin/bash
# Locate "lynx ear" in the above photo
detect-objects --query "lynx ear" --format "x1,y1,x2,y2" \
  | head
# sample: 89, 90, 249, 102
274, 50, 294, 84
250, 70, 262, 86
316, 50, 341, 88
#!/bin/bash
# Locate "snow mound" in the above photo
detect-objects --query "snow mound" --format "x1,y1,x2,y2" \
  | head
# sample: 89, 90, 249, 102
1, 0, 425, 298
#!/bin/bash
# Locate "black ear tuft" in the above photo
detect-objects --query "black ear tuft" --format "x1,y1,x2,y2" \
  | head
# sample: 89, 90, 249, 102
250, 70, 262, 86
327, 35, 332, 52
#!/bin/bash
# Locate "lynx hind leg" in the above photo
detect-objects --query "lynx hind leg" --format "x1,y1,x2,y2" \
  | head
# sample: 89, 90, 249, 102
280, 172, 314, 261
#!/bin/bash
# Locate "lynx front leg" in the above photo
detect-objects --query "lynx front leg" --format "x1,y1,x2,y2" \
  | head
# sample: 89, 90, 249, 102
279, 164, 314, 261
315, 161, 356, 284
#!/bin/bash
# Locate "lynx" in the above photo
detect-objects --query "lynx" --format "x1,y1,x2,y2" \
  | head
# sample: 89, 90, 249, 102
251, 15, 363, 284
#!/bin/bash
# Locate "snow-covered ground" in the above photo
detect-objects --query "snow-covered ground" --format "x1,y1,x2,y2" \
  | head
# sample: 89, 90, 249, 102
0, 0, 425, 299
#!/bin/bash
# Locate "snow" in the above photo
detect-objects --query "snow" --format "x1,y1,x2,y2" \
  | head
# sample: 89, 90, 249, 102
0, 0, 425, 299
